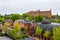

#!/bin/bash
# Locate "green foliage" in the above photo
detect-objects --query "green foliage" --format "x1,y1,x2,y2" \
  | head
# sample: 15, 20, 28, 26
52, 15, 56, 19
57, 16, 60, 19
5, 27, 25, 40
0, 14, 44, 23
35, 26, 42, 36
24, 26, 28, 31
50, 19, 56, 23
53, 26, 60, 40
7, 29, 20, 40
4, 22, 26, 40
0, 32, 3, 36
44, 29, 51, 38
26, 16, 33, 22
33, 16, 43, 22
57, 20, 60, 23
4, 15, 11, 19
51, 19, 60, 23
22, 13, 30, 21
10, 14, 21, 22
0, 17, 5, 23
51, 18, 60, 23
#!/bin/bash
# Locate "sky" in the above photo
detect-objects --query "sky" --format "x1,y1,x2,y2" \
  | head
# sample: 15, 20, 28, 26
0, 0, 60, 15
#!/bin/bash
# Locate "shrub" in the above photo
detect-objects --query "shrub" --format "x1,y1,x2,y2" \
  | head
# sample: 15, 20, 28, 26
50, 19, 56, 23
5, 27, 26, 40
44, 29, 51, 38
53, 26, 60, 40
57, 20, 60, 23
4, 21, 26, 40
35, 26, 42, 38
0, 32, 3, 36
0, 17, 5, 24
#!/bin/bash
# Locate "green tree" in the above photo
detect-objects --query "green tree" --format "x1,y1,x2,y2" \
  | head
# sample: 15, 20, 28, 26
0, 17, 5, 23
33, 16, 43, 22
53, 26, 60, 40
35, 26, 42, 38
10, 14, 21, 22
52, 15, 56, 19
4, 15, 11, 19
22, 13, 30, 21
26, 16, 33, 22
44, 29, 51, 40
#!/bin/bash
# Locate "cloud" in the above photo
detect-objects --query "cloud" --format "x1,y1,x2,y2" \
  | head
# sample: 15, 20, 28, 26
0, 0, 60, 15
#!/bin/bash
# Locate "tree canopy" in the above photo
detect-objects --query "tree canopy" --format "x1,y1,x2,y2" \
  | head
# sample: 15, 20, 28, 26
10, 14, 21, 22
0, 13, 44, 23
0, 16, 5, 23
33, 16, 43, 22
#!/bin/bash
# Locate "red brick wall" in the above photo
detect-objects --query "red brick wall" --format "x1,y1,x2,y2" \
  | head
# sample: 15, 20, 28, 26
27, 10, 52, 18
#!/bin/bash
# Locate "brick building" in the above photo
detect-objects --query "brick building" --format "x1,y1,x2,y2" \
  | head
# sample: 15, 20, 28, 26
27, 10, 52, 18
